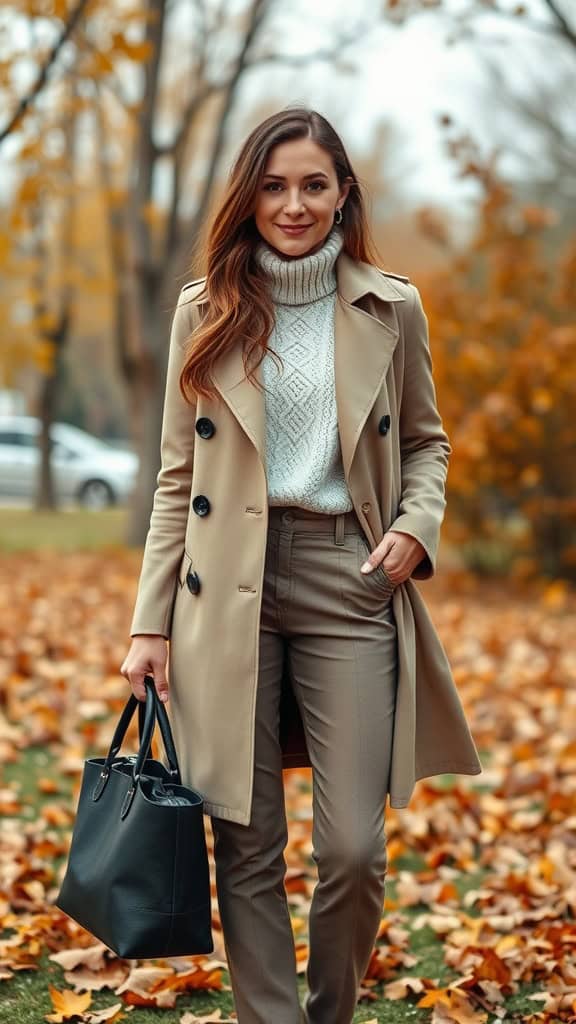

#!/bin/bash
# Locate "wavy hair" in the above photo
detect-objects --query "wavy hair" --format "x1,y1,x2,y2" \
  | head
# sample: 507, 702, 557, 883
179, 107, 380, 402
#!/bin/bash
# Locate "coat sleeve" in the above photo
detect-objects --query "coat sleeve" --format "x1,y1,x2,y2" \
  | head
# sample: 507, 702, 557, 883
129, 289, 197, 637
388, 283, 452, 580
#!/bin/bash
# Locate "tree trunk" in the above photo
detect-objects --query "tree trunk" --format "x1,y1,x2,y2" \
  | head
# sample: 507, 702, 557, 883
125, 291, 168, 546
34, 80, 77, 509
35, 318, 68, 510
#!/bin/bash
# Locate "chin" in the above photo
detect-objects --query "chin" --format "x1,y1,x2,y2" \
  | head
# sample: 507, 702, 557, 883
268, 228, 327, 259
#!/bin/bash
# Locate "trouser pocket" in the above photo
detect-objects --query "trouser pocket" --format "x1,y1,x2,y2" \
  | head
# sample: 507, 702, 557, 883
357, 534, 397, 595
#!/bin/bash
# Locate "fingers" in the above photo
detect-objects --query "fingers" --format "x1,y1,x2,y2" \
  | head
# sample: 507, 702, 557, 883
360, 552, 378, 573
361, 546, 402, 583
361, 544, 388, 574
120, 639, 169, 704
152, 664, 170, 703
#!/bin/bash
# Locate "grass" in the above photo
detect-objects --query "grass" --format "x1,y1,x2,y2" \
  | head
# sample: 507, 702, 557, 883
0, 954, 237, 1024
0, 751, 449, 1023
2, 748, 542, 1024
0, 507, 130, 552
0, 507, 519, 582
0, 510, 545, 1021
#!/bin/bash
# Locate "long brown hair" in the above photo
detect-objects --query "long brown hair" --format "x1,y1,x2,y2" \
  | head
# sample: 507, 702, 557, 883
180, 107, 380, 403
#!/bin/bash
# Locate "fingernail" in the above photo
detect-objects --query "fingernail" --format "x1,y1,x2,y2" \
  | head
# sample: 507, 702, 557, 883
160, 693, 168, 702
361, 562, 372, 573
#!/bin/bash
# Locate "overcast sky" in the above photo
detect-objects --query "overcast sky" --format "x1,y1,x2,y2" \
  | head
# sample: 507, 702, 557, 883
229, 0, 566, 210
0, 0, 568, 220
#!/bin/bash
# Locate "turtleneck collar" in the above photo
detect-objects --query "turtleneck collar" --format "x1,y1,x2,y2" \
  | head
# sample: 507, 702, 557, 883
254, 226, 344, 305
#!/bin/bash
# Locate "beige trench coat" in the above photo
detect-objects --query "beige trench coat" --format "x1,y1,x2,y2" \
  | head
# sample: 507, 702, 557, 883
129, 251, 483, 825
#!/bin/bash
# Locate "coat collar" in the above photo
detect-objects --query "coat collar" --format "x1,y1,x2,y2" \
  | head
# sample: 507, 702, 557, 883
186, 250, 408, 310
186, 250, 408, 309
199, 251, 408, 478
336, 250, 408, 305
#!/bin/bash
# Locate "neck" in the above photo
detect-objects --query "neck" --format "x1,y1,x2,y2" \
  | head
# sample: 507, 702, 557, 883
254, 226, 344, 305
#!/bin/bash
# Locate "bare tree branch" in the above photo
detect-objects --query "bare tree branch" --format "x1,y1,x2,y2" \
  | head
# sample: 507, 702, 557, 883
130, 0, 167, 280
0, 0, 91, 145
75, 28, 134, 112
542, 0, 576, 48
448, 0, 576, 50
244, 24, 370, 69
478, 52, 576, 204
166, 0, 271, 278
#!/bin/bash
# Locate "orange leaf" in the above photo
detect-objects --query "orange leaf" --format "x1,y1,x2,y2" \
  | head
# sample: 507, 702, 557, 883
45, 984, 92, 1022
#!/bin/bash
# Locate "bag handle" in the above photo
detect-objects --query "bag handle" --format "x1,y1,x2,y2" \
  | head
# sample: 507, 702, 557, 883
92, 676, 181, 805
121, 677, 185, 818
137, 680, 180, 779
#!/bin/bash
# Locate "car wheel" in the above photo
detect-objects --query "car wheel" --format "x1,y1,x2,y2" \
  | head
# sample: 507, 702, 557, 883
78, 479, 115, 509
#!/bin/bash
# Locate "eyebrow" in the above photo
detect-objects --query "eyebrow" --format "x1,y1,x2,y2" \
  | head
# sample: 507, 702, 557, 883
262, 172, 330, 181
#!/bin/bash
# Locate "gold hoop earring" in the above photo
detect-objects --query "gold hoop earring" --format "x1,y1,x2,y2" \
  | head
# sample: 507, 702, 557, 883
334, 207, 343, 225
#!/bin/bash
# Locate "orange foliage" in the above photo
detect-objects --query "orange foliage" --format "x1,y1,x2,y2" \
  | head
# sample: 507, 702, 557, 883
417, 158, 576, 580
0, 551, 575, 1022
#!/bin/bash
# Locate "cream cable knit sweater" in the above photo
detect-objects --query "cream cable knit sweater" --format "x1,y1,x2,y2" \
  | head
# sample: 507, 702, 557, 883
254, 226, 353, 514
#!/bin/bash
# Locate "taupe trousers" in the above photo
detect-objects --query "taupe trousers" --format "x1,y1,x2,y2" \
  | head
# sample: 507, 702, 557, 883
210, 505, 399, 1024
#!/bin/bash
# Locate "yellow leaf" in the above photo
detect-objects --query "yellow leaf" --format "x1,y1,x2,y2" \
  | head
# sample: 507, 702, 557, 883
111, 36, 153, 62
531, 387, 553, 412
45, 984, 92, 1022
431, 989, 488, 1023
541, 580, 569, 609
519, 465, 540, 487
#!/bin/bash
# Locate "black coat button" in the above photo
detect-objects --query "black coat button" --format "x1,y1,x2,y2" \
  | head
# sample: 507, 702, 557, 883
192, 494, 211, 517
378, 414, 391, 436
186, 570, 201, 595
196, 417, 215, 439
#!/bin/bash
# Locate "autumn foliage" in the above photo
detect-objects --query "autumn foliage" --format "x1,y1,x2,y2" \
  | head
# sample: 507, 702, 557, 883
1, 549, 575, 1022
418, 159, 576, 582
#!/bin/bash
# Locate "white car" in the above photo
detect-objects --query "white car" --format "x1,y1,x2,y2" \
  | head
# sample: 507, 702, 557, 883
0, 415, 139, 508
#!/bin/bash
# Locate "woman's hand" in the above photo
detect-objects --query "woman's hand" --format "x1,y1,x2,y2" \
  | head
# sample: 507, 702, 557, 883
120, 636, 170, 703
360, 530, 427, 585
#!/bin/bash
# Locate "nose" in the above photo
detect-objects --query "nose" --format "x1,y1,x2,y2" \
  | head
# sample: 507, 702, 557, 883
283, 188, 306, 216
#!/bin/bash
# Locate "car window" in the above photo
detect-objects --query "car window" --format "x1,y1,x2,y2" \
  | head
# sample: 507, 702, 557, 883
0, 430, 37, 447
50, 440, 76, 458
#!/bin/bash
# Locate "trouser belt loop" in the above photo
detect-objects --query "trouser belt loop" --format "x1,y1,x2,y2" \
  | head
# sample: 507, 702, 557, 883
334, 513, 346, 545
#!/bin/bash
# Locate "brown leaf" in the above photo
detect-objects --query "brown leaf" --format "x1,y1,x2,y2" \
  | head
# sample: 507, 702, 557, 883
430, 989, 488, 1023
49, 944, 111, 973
62, 962, 129, 992
83, 1004, 131, 1023
384, 975, 426, 999
179, 1012, 237, 1023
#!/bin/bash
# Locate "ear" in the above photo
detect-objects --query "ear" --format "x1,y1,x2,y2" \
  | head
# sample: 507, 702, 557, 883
338, 176, 353, 205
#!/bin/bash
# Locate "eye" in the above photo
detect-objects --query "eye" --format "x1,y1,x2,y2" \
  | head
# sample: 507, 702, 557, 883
263, 182, 282, 191
306, 181, 326, 191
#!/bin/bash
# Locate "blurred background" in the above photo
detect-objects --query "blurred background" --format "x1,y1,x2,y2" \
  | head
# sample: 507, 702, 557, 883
1, 0, 574, 579
1, 4, 576, 1022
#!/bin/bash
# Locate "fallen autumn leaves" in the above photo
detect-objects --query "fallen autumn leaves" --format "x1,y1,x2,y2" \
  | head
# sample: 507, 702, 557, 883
1, 550, 575, 1023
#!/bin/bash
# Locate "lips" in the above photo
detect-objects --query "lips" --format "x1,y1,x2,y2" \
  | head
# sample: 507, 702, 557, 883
276, 224, 314, 234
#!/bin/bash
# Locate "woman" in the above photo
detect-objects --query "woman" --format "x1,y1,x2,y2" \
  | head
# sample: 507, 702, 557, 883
121, 107, 482, 1024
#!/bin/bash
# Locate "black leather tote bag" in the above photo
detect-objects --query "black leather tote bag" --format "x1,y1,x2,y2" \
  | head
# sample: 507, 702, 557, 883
55, 675, 213, 958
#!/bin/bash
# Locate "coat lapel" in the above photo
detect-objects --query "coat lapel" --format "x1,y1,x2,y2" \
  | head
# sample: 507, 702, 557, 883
208, 249, 408, 475
211, 336, 267, 466
334, 253, 407, 478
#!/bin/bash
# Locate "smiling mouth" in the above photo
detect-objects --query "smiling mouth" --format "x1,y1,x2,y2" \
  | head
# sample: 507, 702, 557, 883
276, 224, 314, 230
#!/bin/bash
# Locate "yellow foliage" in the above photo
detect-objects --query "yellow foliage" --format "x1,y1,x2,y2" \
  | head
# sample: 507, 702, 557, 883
111, 34, 153, 62
420, 167, 576, 580
34, 339, 57, 373
45, 984, 92, 1022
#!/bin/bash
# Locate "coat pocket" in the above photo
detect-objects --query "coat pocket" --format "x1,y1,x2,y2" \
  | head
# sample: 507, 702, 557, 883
177, 549, 194, 589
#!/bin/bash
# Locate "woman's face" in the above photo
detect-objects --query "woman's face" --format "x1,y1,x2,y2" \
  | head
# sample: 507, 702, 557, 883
253, 136, 351, 259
